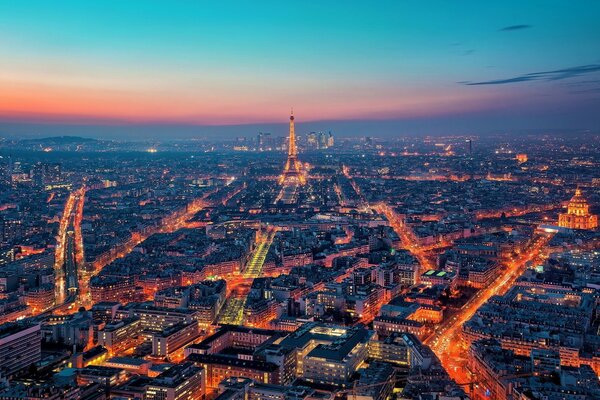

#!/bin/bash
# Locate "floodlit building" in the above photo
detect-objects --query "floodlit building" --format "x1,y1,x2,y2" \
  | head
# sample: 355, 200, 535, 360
279, 323, 373, 387
145, 363, 205, 400
558, 188, 598, 230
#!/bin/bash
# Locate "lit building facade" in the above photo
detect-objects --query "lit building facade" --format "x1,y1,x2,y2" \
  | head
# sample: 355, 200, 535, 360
97, 317, 143, 355
279, 323, 373, 387
24, 284, 55, 314
0, 323, 41, 378
152, 320, 199, 357
558, 188, 598, 230
145, 363, 205, 400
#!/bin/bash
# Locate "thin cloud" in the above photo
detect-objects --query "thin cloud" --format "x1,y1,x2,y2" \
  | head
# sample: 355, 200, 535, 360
500, 24, 532, 31
564, 79, 600, 87
570, 87, 600, 95
461, 64, 600, 86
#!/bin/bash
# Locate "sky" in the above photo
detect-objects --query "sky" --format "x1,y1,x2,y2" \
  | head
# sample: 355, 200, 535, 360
0, 1, 599, 138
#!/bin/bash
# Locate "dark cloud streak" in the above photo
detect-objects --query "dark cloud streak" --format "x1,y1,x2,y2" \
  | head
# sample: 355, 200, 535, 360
500, 24, 532, 31
461, 64, 600, 86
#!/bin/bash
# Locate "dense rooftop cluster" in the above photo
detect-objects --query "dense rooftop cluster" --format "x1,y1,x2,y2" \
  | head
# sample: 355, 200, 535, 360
0, 133, 598, 399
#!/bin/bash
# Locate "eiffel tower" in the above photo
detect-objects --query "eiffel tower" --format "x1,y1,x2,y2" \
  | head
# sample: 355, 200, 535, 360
279, 110, 306, 185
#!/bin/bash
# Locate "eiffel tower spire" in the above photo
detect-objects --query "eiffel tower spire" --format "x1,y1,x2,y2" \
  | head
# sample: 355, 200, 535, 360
288, 109, 297, 158
279, 110, 306, 185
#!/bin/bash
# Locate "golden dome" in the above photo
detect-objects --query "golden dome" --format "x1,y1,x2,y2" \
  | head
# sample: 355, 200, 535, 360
559, 187, 598, 230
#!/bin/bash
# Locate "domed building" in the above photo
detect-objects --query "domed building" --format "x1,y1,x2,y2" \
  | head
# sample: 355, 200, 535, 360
558, 188, 598, 230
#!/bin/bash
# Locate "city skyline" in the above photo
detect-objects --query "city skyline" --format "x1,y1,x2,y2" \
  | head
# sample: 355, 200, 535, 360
1, 3, 600, 400
1, 1, 600, 138
1, 124, 599, 399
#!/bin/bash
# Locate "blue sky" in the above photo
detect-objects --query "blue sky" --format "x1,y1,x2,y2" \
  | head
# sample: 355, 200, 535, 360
0, 1, 599, 137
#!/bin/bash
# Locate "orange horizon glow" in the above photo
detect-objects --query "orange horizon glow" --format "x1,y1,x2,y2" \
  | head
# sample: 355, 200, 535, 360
0, 75, 522, 126
1, 2, 598, 132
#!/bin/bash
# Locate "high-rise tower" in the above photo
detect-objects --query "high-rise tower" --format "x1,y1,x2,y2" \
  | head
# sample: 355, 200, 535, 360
279, 110, 306, 185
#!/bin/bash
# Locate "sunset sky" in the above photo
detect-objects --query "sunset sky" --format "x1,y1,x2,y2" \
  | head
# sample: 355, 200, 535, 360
1, 1, 599, 137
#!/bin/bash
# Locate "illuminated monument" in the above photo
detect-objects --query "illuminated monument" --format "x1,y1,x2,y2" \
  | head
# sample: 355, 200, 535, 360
279, 110, 306, 186
558, 188, 598, 230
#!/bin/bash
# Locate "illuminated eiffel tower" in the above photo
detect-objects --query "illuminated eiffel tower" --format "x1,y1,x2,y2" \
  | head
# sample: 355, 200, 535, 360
279, 110, 306, 185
